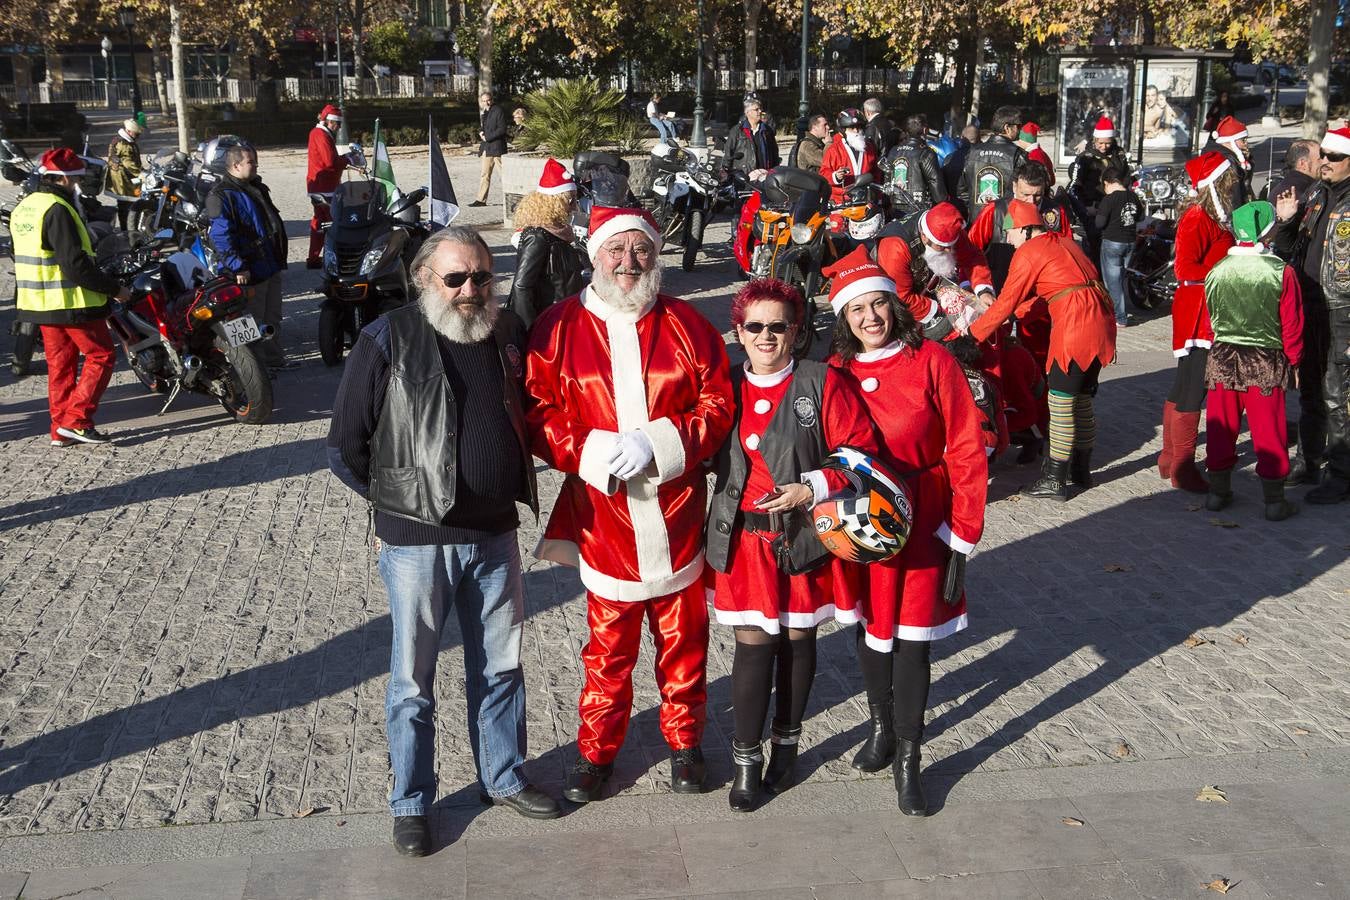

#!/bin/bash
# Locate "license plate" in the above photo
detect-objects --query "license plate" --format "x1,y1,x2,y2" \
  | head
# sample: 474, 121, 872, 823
222, 315, 261, 348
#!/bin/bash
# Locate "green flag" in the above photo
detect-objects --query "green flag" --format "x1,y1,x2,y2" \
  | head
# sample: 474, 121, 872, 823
371, 118, 398, 202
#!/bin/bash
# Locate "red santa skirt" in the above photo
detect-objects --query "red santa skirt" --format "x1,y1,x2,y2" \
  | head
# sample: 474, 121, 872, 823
709, 526, 843, 634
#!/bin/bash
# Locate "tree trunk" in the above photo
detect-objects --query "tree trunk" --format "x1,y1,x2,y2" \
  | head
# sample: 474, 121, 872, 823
743, 0, 762, 93
907, 48, 925, 100
969, 28, 985, 122
170, 1, 189, 151
948, 34, 969, 131
477, 0, 496, 97
1304, 0, 1336, 138
351, 0, 366, 98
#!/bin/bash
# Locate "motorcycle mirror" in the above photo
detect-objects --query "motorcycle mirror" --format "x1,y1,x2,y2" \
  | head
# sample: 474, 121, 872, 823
854, 173, 875, 188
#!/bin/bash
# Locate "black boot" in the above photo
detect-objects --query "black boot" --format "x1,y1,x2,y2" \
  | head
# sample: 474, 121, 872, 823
1011, 430, 1042, 465
1289, 420, 1326, 485
1069, 448, 1094, 488
850, 702, 895, 772
893, 738, 927, 816
392, 815, 432, 857
1021, 457, 1069, 501
1206, 467, 1234, 512
762, 724, 801, 795
728, 740, 763, 812
1306, 473, 1350, 505
563, 757, 613, 804
1262, 477, 1299, 521
670, 746, 706, 794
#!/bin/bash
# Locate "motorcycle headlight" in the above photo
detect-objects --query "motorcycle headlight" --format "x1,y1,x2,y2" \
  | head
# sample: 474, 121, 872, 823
323, 246, 338, 270
791, 223, 814, 244
1151, 180, 1172, 200
359, 245, 386, 275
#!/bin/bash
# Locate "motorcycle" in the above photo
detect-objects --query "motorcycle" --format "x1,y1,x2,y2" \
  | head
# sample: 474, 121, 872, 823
1125, 215, 1177, 311
572, 150, 637, 267
97, 231, 274, 424
133, 148, 197, 237
318, 179, 430, 366
645, 143, 729, 271
1131, 163, 1188, 220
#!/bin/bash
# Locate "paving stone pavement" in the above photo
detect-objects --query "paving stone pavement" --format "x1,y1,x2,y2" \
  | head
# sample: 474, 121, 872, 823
1, 145, 1349, 861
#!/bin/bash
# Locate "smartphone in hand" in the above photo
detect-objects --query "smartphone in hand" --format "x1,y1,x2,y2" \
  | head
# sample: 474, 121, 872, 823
753, 489, 783, 508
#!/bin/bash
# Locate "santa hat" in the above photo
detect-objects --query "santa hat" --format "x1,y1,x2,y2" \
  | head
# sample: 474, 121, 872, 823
920, 203, 964, 247
1017, 122, 1040, 145
823, 244, 895, 315
38, 147, 86, 177
1185, 151, 1231, 190
1231, 200, 1275, 244
586, 206, 662, 263
538, 158, 575, 195
1004, 199, 1044, 231
1212, 115, 1247, 145
1321, 125, 1350, 157
319, 104, 342, 122
1092, 116, 1115, 139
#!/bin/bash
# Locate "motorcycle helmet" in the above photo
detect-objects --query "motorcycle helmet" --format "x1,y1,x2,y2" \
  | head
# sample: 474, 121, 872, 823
836, 108, 864, 132
201, 135, 253, 175
811, 447, 912, 563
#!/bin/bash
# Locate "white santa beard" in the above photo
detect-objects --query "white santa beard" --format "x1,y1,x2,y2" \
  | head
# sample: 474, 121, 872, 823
418, 288, 500, 343
924, 246, 959, 280
591, 259, 665, 314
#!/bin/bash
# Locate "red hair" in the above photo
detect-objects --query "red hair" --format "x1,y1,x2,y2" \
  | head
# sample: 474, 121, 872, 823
730, 278, 806, 327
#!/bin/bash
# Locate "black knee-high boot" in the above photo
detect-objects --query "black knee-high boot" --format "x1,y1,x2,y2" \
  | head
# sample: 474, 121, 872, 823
763, 633, 815, 794
892, 640, 931, 816
852, 627, 896, 772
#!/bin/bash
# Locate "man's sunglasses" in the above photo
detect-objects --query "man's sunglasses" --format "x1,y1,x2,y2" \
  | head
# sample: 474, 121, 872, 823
740, 321, 792, 335
433, 270, 494, 288
1324, 152, 1350, 163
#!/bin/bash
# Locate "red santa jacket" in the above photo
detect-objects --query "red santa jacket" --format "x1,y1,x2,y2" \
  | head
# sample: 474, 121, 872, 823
820, 134, 881, 205
306, 125, 348, 194
525, 287, 734, 602
1171, 204, 1235, 356
874, 222, 994, 326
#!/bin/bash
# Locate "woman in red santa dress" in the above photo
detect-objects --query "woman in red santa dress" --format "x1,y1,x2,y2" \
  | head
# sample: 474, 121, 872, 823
705, 279, 878, 813
1161, 152, 1238, 493
824, 245, 988, 816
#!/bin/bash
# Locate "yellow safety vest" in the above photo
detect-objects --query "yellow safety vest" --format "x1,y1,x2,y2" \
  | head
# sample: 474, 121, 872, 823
10, 190, 107, 315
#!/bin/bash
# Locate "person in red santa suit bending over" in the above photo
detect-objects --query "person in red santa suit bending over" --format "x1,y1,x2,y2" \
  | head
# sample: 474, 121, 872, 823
525, 207, 735, 803
305, 104, 364, 268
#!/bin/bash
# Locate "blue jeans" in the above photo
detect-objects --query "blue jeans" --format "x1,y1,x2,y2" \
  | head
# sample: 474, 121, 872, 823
379, 531, 527, 816
650, 116, 676, 143
1100, 238, 1133, 325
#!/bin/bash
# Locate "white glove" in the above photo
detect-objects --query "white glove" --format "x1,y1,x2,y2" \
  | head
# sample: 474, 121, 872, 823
608, 430, 654, 481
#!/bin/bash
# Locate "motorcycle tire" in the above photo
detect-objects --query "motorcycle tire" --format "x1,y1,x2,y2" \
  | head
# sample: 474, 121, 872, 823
318, 302, 346, 367
11, 320, 39, 377
682, 209, 705, 272
1127, 272, 1160, 311
214, 339, 274, 425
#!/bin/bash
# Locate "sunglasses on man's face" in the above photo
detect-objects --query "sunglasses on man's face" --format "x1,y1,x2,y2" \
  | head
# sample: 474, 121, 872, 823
433, 270, 494, 289
1324, 152, 1350, 163
740, 320, 791, 335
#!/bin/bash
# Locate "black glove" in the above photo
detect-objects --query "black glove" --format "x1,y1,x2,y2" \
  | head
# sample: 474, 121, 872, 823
941, 550, 966, 607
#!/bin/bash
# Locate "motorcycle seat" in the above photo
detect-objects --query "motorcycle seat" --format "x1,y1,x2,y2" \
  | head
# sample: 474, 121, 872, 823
759, 169, 831, 208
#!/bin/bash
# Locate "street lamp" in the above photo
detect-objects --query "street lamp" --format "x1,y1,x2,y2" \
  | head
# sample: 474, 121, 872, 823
101, 36, 116, 110
334, 0, 349, 143
690, 0, 706, 148
797, 0, 810, 139
117, 6, 143, 118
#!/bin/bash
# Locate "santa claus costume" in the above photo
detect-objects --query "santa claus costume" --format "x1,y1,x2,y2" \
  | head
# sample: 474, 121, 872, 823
875, 202, 995, 338
705, 278, 877, 811
969, 199, 1116, 500
1017, 122, 1057, 187
820, 121, 881, 207
1212, 115, 1253, 208
825, 246, 988, 815
1163, 152, 1237, 493
305, 104, 352, 267
525, 208, 734, 801
1202, 200, 1304, 519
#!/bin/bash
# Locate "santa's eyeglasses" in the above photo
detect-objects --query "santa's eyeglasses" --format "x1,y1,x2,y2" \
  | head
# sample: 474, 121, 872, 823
432, 270, 494, 289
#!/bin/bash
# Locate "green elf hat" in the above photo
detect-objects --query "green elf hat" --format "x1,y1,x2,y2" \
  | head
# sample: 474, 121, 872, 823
1232, 200, 1275, 244
1017, 122, 1040, 145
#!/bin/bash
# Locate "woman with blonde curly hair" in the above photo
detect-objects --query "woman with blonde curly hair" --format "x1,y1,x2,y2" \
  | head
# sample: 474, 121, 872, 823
509, 159, 582, 328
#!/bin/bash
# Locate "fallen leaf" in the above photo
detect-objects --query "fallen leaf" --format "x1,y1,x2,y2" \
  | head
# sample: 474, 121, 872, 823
1204, 876, 1237, 893
1185, 502, 1203, 511
292, 806, 329, 818
1293, 727, 1311, 736
1061, 816, 1085, 826
1183, 634, 1212, 648
1104, 563, 1131, 573
1196, 785, 1228, 803
1231, 633, 1249, 646
1111, 741, 1133, 758
1209, 518, 1241, 528
337, 819, 347, 827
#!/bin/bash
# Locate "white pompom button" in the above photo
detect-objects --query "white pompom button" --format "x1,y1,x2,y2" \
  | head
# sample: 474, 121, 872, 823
745, 433, 761, 451
861, 377, 879, 393
753, 399, 772, 414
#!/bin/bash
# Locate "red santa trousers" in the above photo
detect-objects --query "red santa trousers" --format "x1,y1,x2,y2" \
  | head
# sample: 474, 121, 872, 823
1204, 384, 1290, 480
578, 583, 709, 765
40, 322, 115, 440
308, 202, 331, 265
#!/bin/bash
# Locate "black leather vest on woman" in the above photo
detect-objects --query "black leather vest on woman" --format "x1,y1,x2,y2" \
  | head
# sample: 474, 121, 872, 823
705, 359, 831, 576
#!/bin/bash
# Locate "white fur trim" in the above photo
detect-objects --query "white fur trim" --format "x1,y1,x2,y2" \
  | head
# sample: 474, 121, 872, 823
1174, 338, 1214, 358
830, 276, 897, 314
1214, 128, 1248, 144
535, 537, 580, 568
744, 359, 794, 387
714, 604, 839, 632
801, 470, 829, 505
1226, 244, 1267, 255
1322, 131, 1350, 157
935, 521, 978, 554
920, 212, 957, 247
1093, 126, 1115, 138
578, 429, 620, 495
538, 180, 576, 195
854, 341, 903, 362
919, 298, 941, 325
580, 552, 704, 602
973, 283, 994, 297
1196, 159, 1231, 190
39, 163, 86, 176
835, 607, 969, 652
587, 214, 663, 263
640, 416, 686, 485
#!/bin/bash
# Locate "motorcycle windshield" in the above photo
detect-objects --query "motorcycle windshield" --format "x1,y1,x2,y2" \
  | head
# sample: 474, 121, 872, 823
589, 168, 631, 207
331, 180, 388, 230
790, 190, 824, 223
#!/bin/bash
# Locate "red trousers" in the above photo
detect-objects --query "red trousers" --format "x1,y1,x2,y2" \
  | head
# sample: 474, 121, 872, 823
308, 202, 331, 265
1205, 384, 1289, 480
578, 583, 709, 765
40, 321, 115, 440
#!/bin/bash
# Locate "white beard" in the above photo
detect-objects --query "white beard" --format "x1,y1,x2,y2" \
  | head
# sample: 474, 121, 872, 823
591, 258, 664, 314
418, 286, 500, 343
923, 246, 959, 280
846, 133, 866, 152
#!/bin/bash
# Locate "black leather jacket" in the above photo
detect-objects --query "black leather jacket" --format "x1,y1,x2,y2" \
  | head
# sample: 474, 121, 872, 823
1275, 177, 1350, 308
886, 137, 947, 211
723, 119, 781, 177
957, 135, 1028, 214
508, 226, 583, 329
1068, 145, 1132, 207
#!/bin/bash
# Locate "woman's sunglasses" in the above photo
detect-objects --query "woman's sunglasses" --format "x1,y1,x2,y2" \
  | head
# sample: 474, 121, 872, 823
433, 270, 494, 289
740, 321, 791, 335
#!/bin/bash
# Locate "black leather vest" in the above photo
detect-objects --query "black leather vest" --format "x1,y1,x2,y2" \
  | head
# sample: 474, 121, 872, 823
369, 306, 537, 526
705, 360, 831, 576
